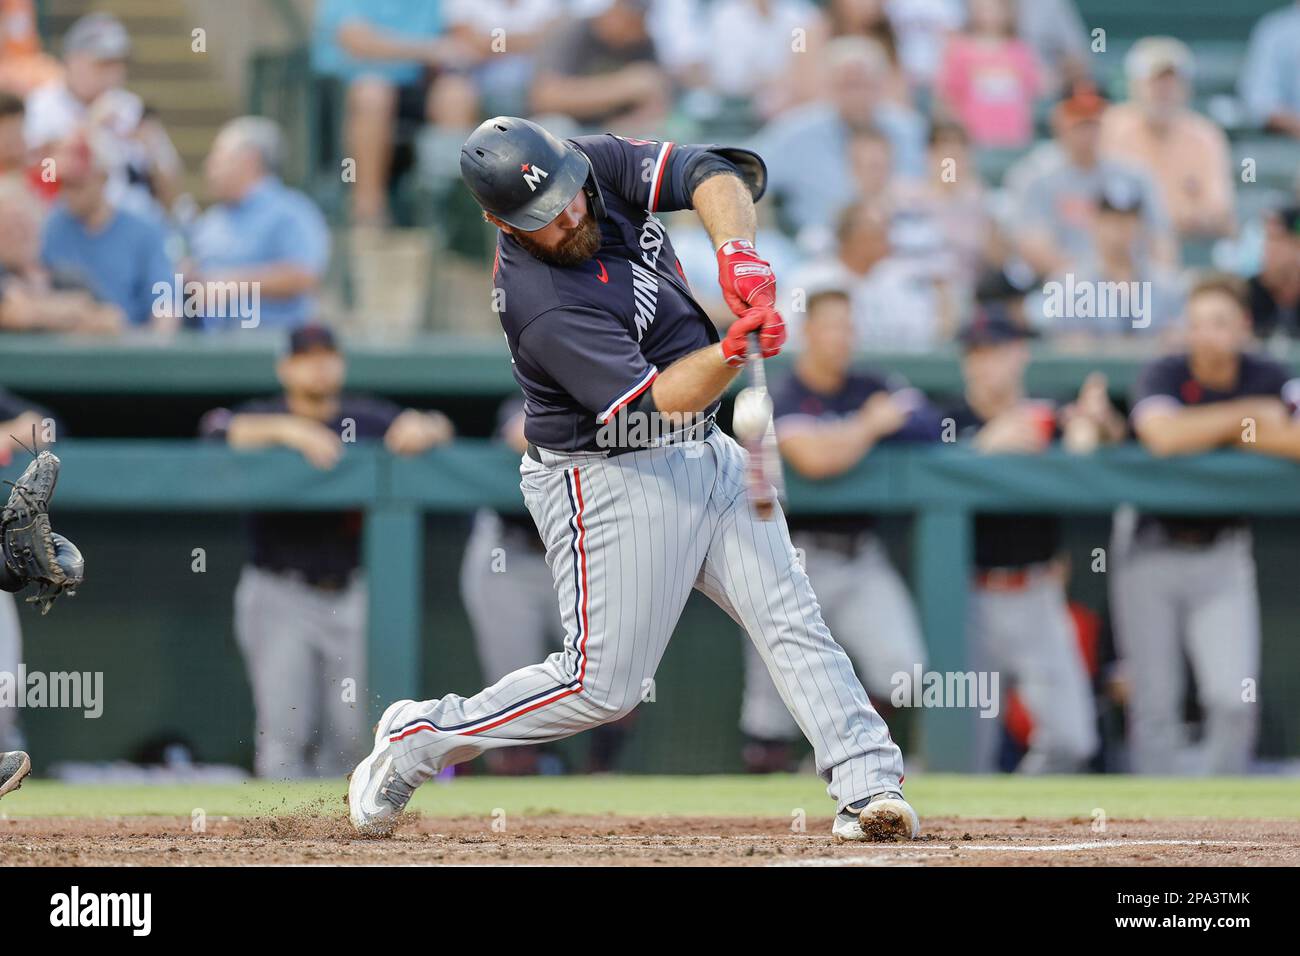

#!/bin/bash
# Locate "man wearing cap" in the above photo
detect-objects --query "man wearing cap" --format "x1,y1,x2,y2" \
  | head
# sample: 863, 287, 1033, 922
188, 116, 331, 331
738, 287, 939, 772
23, 13, 182, 214
348, 116, 924, 843
39, 134, 173, 328
787, 198, 949, 351
1009, 87, 1175, 277
1029, 172, 1186, 341
201, 326, 453, 778
940, 307, 1124, 773
1100, 37, 1235, 239
1114, 272, 1300, 774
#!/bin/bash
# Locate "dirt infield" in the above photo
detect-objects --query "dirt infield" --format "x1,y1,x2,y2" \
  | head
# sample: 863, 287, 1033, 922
2, 813, 1297, 866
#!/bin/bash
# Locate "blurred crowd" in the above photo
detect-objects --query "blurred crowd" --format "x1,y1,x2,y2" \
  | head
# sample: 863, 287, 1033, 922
0, 0, 1296, 346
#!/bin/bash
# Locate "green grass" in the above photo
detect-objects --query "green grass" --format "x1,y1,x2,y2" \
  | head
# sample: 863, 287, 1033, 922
4, 773, 1299, 820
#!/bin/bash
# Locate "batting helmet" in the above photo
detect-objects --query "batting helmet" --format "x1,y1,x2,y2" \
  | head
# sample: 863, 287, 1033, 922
460, 117, 607, 231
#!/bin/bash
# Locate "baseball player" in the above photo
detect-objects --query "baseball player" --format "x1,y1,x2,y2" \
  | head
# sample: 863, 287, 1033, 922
350, 117, 919, 841
739, 287, 938, 772
460, 397, 634, 774
0, 444, 85, 800
202, 325, 453, 779
1114, 272, 1300, 775
941, 306, 1124, 773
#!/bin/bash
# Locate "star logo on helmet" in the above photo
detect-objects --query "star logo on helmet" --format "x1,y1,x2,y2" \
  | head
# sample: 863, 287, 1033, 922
521, 163, 549, 192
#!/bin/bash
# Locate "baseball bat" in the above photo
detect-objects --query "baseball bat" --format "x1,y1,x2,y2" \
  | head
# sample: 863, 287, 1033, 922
743, 336, 784, 520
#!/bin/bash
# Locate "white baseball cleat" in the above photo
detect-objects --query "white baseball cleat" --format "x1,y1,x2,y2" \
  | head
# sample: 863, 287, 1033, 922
0, 750, 31, 800
348, 699, 417, 836
831, 791, 921, 842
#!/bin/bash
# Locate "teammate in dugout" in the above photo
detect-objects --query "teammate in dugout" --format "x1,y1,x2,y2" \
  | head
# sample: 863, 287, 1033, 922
349, 117, 921, 841
202, 325, 454, 778
739, 287, 938, 772
1113, 272, 1300, 775
943, 306, 1126, 773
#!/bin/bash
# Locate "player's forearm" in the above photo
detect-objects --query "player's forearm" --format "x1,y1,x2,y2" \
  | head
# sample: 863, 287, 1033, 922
649, 344, 741, 416
692, 173, 757, 249
1238, 421, 1300, 461
1135, 403, 1257, 457
225, 414, 300, 449
530, 74, 639, 119
204, 264, 320, 298
336, 20, 433, 62
781, 419, 884, 480
1265, 111, 1300, 137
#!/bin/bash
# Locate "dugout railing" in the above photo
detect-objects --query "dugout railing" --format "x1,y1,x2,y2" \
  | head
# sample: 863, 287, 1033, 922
11, 439, 1299, 771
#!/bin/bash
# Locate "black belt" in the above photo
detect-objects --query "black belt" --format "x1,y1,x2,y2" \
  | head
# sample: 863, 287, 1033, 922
1140, 519, 1247, 549
528, 418, 716, 463
255, 564, 354, 592
794, 530, 871, 558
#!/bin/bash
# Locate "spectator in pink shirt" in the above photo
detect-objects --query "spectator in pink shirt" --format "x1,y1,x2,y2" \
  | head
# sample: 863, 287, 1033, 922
935, 0, 1039, 148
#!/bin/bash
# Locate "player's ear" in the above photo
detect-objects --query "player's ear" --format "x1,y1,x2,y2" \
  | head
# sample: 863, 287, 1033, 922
483, 211, 512, 235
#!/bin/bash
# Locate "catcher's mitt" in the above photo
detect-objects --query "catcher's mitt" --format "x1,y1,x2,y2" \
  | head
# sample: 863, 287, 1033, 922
1, 450, 84, 614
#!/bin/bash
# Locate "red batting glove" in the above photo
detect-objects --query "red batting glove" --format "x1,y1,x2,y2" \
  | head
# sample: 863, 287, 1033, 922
717, 239, 776, 316
721, 306, 786, 368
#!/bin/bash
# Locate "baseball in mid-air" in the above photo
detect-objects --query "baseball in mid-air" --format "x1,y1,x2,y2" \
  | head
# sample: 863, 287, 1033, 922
732, 386, 773, 443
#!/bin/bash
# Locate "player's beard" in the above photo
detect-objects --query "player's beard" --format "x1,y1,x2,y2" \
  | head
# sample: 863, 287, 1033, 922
516, 210, 601, 267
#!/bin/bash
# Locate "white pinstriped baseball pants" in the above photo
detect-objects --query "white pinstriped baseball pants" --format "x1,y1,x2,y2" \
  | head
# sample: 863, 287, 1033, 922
389, 429, 904, 810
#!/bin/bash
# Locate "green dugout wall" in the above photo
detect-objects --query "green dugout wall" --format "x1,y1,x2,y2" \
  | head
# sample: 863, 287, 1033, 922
9, 440, 1300, 774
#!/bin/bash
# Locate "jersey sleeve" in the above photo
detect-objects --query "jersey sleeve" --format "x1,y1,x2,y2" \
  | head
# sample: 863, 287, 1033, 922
1130, 358, 1186, 423
573, 134, 759, 215
199, 397, 286, 438
0, 387, 54, 427
516, 306, 658, 424
770, 375, 816, 437
1247, 357, 1300, 417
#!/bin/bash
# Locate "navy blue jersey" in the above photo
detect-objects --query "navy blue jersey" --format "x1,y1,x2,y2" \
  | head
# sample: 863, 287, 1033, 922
201, 394, 401, 581
1131, 352, 1299, 418
0, 387, 53, 426
772, 368, 941, 535
1132, 352, 1300, 538
772, 369, 942, 442
496, 134, 735, 451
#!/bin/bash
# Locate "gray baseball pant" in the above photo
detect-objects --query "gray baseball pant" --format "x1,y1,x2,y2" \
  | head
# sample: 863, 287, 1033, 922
967, 568, 1098, 773
234, 565, 368, 778
388, 429, 905, 811
0, 592, 23, 751
1110, 523, 1259, 775
460, 510, 564, 683
741, 532, 926, 740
